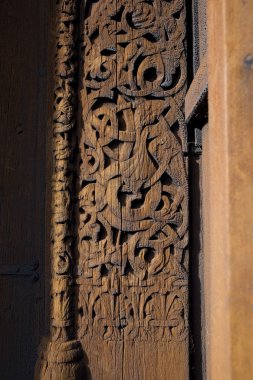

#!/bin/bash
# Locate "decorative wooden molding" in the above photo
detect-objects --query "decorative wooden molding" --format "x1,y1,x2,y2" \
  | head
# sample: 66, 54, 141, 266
77, 0, 189, 348
35, 0, 189, 378
35, 1, 84, 378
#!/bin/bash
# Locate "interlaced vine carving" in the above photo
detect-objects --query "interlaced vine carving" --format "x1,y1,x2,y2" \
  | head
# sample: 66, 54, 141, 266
77, 0, 188, 342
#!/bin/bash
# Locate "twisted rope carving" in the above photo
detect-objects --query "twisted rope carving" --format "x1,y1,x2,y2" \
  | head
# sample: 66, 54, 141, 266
35, 1, 84, 378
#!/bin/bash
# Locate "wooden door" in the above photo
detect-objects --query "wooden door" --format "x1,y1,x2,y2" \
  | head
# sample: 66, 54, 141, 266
0, 1, 54, 378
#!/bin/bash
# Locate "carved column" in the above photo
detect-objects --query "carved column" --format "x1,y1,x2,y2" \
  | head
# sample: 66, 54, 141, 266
35, 1, 84, 379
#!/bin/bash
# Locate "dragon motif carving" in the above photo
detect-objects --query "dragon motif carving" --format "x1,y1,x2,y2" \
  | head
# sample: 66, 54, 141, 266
77, 0, 188, 342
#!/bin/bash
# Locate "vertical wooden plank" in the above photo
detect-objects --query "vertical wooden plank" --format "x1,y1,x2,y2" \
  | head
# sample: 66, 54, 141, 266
191, 0, 207, 74
0, 0, 54, 378
189, 148, 205, 379
207, 1, 253, 378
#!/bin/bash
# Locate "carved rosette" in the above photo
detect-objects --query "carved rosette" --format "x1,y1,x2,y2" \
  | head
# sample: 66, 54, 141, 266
35, 1, 84, 379
78, 0, 189, 344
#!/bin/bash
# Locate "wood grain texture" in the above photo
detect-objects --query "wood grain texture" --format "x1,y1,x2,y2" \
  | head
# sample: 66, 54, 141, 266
185, 53, 207, 124
191, 0, 207, 74
77, 0, 189, 378
207, 0, 253, 378
0, 0, 54, 378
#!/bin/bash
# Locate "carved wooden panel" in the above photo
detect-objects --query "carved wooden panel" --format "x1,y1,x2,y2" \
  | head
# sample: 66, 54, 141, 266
35, 0, 189, 378
76, 0, 189, 377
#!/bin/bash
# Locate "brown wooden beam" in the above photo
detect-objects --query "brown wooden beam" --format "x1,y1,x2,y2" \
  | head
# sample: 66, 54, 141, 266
207, 1, 253, 378
185, 53, 208, 125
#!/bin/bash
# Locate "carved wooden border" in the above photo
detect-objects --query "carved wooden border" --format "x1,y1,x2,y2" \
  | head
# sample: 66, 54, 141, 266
35, 1, 84, 378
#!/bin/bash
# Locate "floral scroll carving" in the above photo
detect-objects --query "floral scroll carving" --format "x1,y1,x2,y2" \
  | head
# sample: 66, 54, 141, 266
35, 0, 189, 378
77, 0, 188, 343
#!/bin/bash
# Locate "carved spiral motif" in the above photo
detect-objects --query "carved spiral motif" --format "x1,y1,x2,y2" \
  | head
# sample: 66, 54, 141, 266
78, 0, 188, 342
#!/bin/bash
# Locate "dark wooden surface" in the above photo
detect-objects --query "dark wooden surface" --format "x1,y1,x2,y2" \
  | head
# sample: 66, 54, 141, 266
191, 0, 207, 74
0, 0, 54, 378
185, 2, 208, 379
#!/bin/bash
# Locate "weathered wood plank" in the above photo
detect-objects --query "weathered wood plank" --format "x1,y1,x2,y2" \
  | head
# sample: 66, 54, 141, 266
191, 0, 207, 74
0, 0, 54, 378
207, 0, 253, 378
185, 53, 208, 125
